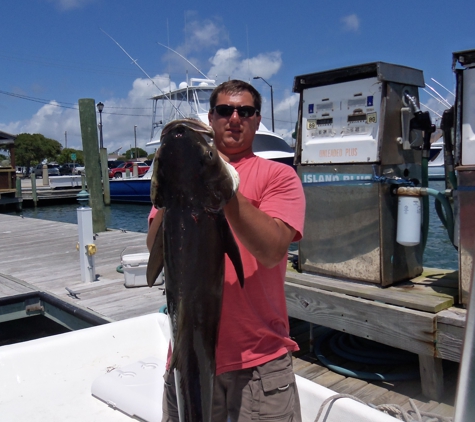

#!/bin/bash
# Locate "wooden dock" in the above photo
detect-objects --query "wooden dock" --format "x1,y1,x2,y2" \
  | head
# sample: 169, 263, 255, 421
0, 213, 461, 419
16, 176, 83, 207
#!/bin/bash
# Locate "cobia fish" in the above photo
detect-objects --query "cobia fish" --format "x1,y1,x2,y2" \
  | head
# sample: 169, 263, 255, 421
146, 118, 244, 422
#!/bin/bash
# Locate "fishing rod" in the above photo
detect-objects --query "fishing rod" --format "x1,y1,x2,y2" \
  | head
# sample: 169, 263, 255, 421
156, 41, 210, 80
100, 28, 186, 118
431, 78, 455, 98
424, 83, 452, 108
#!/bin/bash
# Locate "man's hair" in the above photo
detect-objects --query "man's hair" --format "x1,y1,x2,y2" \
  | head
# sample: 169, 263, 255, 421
209, 80, 262, 112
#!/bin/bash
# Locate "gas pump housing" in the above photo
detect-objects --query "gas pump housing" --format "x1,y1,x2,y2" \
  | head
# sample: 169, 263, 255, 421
453, 49, 475, 305
294, 62, 425, 286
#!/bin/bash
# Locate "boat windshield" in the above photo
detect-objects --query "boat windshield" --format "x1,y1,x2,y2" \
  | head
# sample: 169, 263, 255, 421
252, 134, 295, 153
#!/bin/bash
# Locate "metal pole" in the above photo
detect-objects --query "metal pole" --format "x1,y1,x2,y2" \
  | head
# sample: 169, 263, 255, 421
253, 76, 275, 132
134, 125, 138, 161
269, 84, 275, 132
98, 107, 104, 149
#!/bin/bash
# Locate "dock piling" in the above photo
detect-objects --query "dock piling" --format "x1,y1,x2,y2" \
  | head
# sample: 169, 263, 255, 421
78, 98, 106, 233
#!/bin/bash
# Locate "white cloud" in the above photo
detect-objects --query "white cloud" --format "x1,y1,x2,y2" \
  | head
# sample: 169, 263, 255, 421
341, 14, 360, 32
187, 20, 227, 50
207, 47, 282, 82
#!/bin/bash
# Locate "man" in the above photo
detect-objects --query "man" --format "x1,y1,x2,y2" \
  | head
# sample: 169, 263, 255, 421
147, 80, 305, 421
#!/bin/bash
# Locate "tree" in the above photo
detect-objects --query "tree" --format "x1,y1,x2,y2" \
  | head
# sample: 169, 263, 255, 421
124, 147, 148, 160
57, 148, 84, 165
14, 133, 62, 174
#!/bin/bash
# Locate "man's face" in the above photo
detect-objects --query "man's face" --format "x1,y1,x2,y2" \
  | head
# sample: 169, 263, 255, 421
208, 91, 261, 160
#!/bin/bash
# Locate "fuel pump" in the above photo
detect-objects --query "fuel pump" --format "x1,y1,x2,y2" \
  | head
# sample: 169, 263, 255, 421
293, 62, 426, 286
452, 49, 475, 306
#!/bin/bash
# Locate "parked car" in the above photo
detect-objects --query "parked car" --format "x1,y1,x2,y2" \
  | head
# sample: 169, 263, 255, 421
34, 164, 60, 178
107, 160, 123, 169
108, 161, 150, 178
59, 163, 82, 175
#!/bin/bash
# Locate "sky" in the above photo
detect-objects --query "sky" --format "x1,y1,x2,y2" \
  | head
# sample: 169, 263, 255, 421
1, 0, 474, 156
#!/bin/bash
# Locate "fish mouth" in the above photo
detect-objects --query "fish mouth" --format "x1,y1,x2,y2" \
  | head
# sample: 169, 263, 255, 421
161, 119, 214, 143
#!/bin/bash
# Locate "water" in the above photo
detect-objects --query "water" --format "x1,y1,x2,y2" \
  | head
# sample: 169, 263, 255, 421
10, 202, 153, 233
4, 180, 459, 270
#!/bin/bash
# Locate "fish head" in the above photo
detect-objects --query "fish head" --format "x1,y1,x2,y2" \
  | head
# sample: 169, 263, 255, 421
151, 119, 239, 210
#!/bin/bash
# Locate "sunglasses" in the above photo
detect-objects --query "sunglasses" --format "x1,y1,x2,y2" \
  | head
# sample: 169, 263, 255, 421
211, 104, 260, 118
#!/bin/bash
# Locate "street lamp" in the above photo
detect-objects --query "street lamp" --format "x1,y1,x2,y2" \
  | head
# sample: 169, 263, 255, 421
134, 125, 138, 161
96, 102, 104, 149
253, 76, 274, 132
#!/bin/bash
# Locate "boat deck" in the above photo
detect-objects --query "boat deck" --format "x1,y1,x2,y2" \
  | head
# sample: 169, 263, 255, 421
0, 213, 460, 419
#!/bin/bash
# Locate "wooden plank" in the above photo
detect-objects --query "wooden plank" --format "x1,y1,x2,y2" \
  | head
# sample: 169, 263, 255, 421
286, 271, 454, 313
419, 355, 444, 401
285, 281, 436, 356
437, 308, 466, 327
437, 323, 464, 362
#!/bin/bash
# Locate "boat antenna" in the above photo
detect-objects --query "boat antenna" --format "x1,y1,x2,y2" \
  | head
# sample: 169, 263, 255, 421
100, 28, 186, 118
156, 41, 209, 80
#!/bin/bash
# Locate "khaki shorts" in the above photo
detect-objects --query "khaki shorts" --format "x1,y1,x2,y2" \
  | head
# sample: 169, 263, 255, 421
162, 352, 301, 422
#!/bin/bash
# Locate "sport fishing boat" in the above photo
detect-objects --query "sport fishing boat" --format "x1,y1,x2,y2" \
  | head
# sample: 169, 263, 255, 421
109, 78, 295, 203
428, 138, 445, 180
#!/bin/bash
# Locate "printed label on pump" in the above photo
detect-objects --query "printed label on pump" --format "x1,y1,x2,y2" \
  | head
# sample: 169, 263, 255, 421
301, 77, 382, 164
301, 172, 373, 185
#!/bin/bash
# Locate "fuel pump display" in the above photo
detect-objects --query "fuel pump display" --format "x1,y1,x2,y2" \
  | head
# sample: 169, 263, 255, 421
301, 76, 382, 164
294, 62, 426, 286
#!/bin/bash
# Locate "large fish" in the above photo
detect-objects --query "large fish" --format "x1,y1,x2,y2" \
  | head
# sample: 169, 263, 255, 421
146, 118, 244, 422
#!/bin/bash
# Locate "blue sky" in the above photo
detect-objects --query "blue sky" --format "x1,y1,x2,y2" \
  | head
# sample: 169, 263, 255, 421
1, 0, 474, 154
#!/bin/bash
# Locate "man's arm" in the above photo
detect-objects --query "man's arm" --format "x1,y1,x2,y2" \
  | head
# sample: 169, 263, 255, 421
224, 192, 296, 268
146, 208, 164, 252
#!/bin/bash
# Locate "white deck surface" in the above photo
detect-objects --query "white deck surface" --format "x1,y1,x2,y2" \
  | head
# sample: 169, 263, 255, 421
0, 313, 397, 422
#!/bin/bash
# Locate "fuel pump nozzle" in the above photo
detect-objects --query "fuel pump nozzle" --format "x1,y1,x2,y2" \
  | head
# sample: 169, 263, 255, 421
404, 92, 436, 157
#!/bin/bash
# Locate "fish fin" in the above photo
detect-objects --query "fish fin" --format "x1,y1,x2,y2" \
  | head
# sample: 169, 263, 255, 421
146, 223, 164, 287
221, 217, 244, 288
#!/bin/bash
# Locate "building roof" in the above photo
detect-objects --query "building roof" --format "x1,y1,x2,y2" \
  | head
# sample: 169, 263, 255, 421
0, 130, 16, 147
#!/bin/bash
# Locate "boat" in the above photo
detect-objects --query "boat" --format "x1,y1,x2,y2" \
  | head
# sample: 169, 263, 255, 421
109, 78, 295, 203
428, 138, 445, 180
0, 311, 399, 421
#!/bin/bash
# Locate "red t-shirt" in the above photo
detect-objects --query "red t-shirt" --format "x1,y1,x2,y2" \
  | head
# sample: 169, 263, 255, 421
148, 153, 306, 375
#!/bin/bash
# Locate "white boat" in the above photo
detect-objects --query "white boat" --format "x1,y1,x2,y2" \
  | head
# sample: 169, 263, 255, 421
0, 312, 398, 421
109, 78, 295, 203
428, 138, 445, 180
146, 78, 295, 165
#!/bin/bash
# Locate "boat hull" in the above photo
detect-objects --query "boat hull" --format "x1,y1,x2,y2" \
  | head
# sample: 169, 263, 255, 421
109, 178, 152, 203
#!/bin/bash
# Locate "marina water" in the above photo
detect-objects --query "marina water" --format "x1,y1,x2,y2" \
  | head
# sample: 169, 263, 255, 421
5, 180, 457, 270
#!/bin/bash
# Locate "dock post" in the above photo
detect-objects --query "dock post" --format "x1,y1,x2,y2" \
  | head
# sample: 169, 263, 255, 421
78, 98, 106, 233
42, 164, 49, 186
77, 190, 96, 283
30, 173, 38, 207
15, 177, 22, 212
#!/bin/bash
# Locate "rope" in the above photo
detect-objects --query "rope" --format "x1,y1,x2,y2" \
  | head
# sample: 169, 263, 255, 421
313, 393, 453, 422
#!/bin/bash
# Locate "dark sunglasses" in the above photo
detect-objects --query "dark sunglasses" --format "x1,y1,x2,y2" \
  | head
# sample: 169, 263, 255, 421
211, 104, 260, 118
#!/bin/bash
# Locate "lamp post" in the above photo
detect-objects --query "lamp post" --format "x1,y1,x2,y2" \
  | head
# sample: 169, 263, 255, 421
253, 76, 274, 132
96, 102, 104, 149
134, 125, 138, 161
